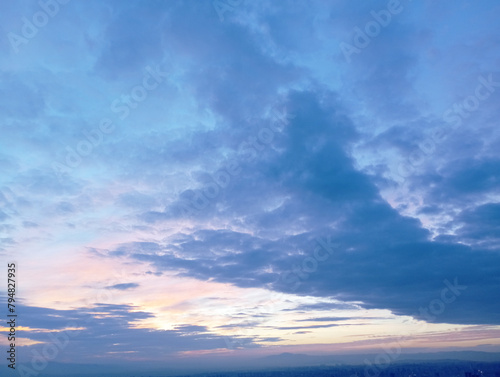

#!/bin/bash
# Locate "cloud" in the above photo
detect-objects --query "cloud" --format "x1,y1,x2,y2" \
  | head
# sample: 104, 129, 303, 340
122, 91, 500, 325
11, 301, 258, 362
452, 203, 500, 250
92, 2, 166, 80
296, 317, 381, 322
2, 1, 500, 368
284, 302, 360, 312
105, 283, 140, 290
275, 324, 341, 330
429, 158, 500, 201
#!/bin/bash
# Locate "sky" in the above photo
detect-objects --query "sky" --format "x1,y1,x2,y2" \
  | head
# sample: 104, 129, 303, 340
1, 0, 500, 375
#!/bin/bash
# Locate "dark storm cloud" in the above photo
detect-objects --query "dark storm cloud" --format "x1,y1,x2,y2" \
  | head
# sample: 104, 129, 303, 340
453, 203, 500, 250
430, 158, 500, 200
123, 91, 500, 325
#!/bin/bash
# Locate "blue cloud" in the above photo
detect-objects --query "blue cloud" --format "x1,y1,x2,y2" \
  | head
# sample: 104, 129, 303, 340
106, 283, 140, 290
123, 91, 500, 325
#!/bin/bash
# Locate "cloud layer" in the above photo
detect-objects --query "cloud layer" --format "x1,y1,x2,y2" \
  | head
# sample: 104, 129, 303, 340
1, 0, 500, 367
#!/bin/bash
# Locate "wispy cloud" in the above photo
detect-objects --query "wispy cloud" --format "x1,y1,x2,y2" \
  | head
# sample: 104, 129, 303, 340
105, 283, 140, 290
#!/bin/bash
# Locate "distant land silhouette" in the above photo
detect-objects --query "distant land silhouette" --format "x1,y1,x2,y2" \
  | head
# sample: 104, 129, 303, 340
15, 351, 500, 377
